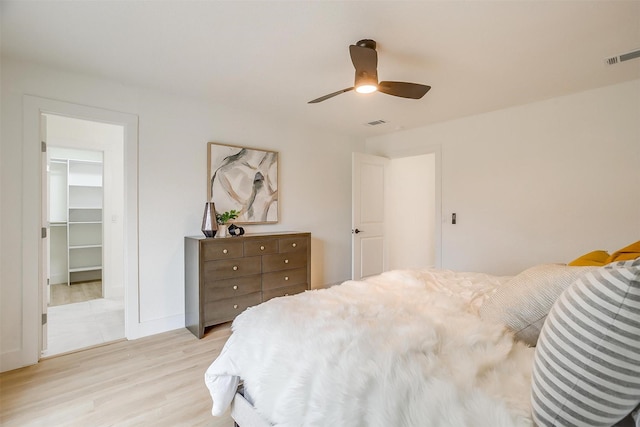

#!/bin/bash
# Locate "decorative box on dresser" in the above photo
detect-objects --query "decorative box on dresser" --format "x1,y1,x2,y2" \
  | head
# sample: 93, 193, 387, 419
185, 232, 311, 338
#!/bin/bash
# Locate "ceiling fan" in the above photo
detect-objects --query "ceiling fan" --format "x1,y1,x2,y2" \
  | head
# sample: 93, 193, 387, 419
308, 39, 431, 104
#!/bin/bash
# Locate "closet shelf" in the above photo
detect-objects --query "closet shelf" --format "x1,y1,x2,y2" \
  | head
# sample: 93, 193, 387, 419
49, 154, 104, 285
69, 244, 102, 250
69, 184, 102, 188
69, 266, 103, 273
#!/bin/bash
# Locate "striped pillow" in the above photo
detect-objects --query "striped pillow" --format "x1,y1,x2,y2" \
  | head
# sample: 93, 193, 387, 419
531, 259, 640, 427
479, 264, 597, 346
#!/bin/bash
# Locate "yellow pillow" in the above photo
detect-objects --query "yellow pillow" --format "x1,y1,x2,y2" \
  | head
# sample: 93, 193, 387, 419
568, 250, 610, 266
607, 240, 640, 263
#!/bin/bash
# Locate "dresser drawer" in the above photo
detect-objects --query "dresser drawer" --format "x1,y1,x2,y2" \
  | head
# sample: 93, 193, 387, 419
262, 284, 307, 302
203, 241, 244, 260
204, 292, 262, 326
204, 256, 262, 280
262, 267, 307, 291
279, 236, 307, 253
244, 239, 278, 256
262, 252, 307, 273
204, 274, 261, 301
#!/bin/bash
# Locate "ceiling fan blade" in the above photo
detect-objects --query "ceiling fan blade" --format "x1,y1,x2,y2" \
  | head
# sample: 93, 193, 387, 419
378, 81, 431, 99
308, 87, 354, 104
349, 44, 377, 75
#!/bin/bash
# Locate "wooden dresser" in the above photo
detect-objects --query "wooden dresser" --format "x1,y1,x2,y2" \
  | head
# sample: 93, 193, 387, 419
184, 232, 311, 338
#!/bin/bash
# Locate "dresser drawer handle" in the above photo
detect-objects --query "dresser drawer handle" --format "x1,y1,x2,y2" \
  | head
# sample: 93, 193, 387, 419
284, 259, 289, 264
260, 245, 265, 250
233, 265, 238, 271
292, 243, 297, 248
233, 304, 238, 309
233, 285, 238, 290
284, 276, 289, 281
222, 249, 228, 254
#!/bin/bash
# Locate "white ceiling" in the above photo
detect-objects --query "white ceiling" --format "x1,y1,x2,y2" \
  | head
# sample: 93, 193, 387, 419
2, 1, 639, 138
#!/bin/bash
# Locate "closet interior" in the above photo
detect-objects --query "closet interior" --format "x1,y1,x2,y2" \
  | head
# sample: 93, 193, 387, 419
49, 147, 103, 293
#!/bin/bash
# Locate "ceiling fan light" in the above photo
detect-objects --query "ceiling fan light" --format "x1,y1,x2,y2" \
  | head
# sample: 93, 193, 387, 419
355, 70, 378, 94
356, 84, 378, 94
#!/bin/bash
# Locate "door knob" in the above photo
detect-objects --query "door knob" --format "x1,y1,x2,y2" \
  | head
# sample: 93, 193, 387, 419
353, 229, 362, 234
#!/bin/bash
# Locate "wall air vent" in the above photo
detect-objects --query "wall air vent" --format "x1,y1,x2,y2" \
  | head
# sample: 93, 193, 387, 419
365, 119, 387, 126
605, 48, 640, 66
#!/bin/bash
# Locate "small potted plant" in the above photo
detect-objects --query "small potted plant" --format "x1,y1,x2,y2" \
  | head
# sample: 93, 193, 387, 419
215, 209, 239, 238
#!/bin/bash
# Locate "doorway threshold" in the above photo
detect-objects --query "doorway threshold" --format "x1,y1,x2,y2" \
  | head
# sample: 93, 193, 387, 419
43, 298, 125, 358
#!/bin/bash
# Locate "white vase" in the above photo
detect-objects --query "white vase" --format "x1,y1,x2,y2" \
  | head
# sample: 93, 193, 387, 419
216, 224, 228, 238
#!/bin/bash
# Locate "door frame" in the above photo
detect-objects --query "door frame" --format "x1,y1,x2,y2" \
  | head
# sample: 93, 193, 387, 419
40, 114, 49, 353
22, 95, 139, 364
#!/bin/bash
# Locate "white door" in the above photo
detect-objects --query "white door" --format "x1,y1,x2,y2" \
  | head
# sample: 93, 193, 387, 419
352, 153, 389, 280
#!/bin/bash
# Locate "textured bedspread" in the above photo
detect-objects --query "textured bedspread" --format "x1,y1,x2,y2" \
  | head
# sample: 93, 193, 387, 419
205, 269, 535, 426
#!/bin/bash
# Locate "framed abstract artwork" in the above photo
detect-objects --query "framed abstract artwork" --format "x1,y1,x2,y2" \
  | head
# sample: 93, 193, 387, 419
207, 142, 279, 224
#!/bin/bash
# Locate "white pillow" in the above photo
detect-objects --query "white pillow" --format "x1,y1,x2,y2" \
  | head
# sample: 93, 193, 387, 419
531, 259, 640, 427
479, 264, 597, 346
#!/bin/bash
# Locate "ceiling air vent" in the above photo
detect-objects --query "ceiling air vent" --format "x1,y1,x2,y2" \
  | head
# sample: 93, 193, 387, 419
605, 48, 640, 66
365, 119, 387, 127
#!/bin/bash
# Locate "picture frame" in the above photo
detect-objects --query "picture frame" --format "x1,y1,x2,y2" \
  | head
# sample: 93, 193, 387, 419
207, 142, 279, 224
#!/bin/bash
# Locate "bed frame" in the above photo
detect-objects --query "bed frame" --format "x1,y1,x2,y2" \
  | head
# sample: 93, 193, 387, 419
230, 387, 274, 427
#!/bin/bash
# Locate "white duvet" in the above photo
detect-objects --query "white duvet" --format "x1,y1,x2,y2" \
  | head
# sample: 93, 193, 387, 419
205, 269, 535, 427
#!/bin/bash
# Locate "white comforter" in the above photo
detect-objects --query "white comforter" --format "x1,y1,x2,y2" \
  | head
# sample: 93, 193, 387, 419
205, 269, 535, 427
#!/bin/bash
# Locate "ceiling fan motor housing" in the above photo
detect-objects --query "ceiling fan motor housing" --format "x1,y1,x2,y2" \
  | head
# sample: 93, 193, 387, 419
356, 39, 377, 50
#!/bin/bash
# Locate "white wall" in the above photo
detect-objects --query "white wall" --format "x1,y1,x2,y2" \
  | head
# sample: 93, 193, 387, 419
367, 79, 640, 276
0, 57, 363, 371
386, 154, 436, 270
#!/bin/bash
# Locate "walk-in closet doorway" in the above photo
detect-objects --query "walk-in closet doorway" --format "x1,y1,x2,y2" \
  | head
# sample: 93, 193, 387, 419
43, 113, 126, 357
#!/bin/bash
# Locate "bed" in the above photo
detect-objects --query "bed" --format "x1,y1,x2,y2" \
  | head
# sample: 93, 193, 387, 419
204, 260, 640, 427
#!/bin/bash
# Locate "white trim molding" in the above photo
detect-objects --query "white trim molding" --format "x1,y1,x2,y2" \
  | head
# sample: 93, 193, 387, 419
0, 95, 139, 372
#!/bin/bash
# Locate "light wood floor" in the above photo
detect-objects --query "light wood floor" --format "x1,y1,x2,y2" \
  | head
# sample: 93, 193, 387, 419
0, 324, 234, 427
50, 281, 102, 307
